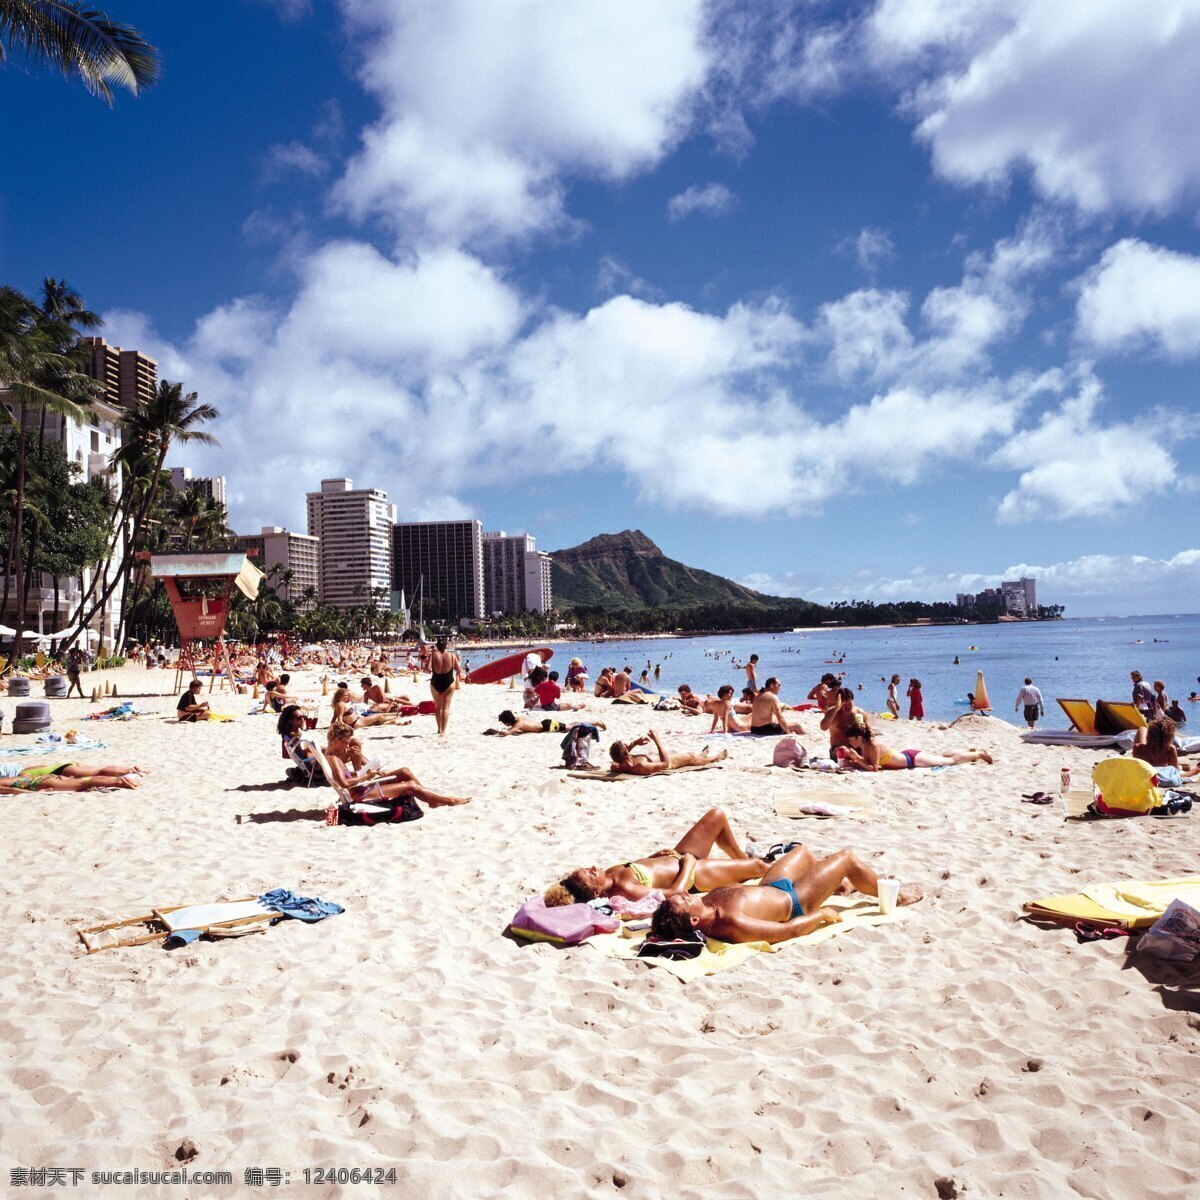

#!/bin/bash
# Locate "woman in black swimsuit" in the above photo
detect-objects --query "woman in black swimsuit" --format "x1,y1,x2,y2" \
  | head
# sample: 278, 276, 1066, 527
429, 636, 462, 737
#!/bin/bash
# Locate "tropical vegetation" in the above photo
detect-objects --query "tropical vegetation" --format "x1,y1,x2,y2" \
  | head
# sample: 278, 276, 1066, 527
0, 0, 159, 102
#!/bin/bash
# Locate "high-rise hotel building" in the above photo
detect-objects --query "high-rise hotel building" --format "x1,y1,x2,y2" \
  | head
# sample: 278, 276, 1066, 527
80, 336, 157, 412
483, 531, 554, 615
234, 526, 320, 609
306, 478, 395, 610
392, 520, 485, 624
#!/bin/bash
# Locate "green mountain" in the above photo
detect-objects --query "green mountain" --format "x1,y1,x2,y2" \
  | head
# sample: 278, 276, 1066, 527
549, 530, 781, 611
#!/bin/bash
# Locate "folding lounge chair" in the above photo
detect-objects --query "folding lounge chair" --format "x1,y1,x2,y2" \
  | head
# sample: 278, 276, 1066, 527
78, 897, 276, 953
1095, 700, 1148, 734
282, 735, 319, 787
1056, 698, 1098, 734
303, 739, 411, 818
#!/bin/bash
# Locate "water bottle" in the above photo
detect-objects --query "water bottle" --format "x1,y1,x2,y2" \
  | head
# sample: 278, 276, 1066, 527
1060, 765, 1071, 794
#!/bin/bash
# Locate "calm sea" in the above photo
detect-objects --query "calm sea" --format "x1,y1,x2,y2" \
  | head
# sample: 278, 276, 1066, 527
505, 615, 1200, 724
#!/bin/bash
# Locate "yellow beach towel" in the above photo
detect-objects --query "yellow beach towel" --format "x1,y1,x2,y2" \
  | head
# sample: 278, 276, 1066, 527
586, 895, 907, 981
1024, 876, 1200, 929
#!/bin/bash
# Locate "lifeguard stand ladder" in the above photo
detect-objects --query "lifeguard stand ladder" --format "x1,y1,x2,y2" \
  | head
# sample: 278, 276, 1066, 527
148, 553, 264, 694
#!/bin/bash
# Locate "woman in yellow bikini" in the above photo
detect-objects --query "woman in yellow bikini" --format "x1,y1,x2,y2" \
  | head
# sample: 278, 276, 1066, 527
841, 723, 992, 770
544, 808, 772, 906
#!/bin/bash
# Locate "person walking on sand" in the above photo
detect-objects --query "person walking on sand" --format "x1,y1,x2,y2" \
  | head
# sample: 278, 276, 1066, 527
1014, 677, 1044, 729
906, 678, 924, 721
886, 674, 901, 719
65, 646, 85, 699
429, 636, 462, 737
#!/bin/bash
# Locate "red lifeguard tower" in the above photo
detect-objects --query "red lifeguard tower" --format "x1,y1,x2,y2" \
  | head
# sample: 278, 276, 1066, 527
149, 553, 264, 693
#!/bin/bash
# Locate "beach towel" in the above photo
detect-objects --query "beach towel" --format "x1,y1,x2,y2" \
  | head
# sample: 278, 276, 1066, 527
1023, 877, 1200, 930
776, 790, 874, 820
259, 888, 345, 922
584, 895, 907, 981
0, 741, 107, 757
566, 763, 725, 782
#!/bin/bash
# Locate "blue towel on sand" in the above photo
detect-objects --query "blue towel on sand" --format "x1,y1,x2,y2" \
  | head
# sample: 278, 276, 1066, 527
259, 888, 345, 923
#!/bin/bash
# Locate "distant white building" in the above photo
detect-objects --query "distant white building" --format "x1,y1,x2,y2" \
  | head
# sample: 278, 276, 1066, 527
0, 389, 125, 647
1001, 577, 1037, 617
234, 526, 320, 609
306, 478, 395, 610
170, 466, 227, 509
523, 550, 554, 614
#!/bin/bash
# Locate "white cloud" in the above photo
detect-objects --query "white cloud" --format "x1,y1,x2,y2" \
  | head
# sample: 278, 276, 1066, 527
818, 215, 1059, 385
261, 140, 327, 182
1076, 239, 1200, 359
331, 0, 710, 243
741, 549, 1200, 617
991, 371, 1186, 523
839, 227, 895, 275
666, 182, 737, 221
865, 0, 1200, 217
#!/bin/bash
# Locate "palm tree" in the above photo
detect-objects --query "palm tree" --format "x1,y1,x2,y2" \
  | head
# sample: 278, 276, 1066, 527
66, 379, 218, 650
0, 285, 92, 665
0, 1, 160, 102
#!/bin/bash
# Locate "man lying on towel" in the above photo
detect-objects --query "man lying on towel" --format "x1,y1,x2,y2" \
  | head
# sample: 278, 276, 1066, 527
610, 729, 727, 775
650, 844, 922, 944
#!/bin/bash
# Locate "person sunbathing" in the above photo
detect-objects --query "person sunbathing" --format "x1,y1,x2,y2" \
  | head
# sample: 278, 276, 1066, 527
1132, 717, 1200, 776
676, 685, 707, 715
491, 710, 607, 736
609, 729, 728, 776
0, 762, 147, 792
324, 723, 469, 807
650, 843, 923, 944
360, 677, 412, 711
545, 807, 770, 905
748, 678, 806, 735
820, 687, 871, 758
331, 686, 400, 729
840, 723, 993, 769
708, 685, 749, 733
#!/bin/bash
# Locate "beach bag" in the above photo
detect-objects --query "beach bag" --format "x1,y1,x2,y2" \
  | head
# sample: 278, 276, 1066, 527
338, 795, 423, 826
562, 728, 593, 769
1092, 758, 1161, 816
772, 735, 808, 768
1138, 899, 1200, 962
508, 896, 618, 945
417, 700, 436, 715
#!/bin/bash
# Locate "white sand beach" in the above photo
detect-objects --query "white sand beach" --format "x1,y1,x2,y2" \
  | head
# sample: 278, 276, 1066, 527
1, 665, 1197, 1199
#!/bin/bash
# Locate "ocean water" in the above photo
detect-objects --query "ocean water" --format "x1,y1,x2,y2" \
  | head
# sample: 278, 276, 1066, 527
503, 615, 1200, 724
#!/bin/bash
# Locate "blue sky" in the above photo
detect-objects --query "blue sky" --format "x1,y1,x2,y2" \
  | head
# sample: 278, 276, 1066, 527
4, 0, 1200, 616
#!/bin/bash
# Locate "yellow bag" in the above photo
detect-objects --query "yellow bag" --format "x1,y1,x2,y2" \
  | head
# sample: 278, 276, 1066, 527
1092, 757, 1161, 815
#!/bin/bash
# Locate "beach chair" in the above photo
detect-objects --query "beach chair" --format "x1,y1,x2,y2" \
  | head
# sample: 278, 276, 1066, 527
1094, 700, 1148, 734
282, 734, 320, 787
303, 739, 408, 809
1056, 698, 1098, 734
78, 897, 276, 953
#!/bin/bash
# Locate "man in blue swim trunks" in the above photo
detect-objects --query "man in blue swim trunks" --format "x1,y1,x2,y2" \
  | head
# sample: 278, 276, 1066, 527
650, 845, 922, 945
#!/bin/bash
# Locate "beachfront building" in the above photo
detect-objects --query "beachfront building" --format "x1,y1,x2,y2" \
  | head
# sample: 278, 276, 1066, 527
233, 526, 319, 609
956, 578, 1038, 619
392, 520, 485, 625
170, 466, 228, 509
80, 336, 157, 412
0, 387, 125, 647
523, 549, 554, 615
306, 478, 395, 611
1002, 577, 1037, 617
483, 531, 556, 616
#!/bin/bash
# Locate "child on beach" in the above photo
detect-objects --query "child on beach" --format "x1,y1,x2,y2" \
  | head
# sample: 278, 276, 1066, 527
907, 678, 924, 721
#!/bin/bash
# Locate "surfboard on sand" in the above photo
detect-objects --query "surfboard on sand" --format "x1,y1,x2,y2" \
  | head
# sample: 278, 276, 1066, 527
466, 647, 553, 685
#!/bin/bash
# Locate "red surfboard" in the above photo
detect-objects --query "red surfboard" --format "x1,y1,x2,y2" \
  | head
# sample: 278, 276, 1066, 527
466, 647, 553, 685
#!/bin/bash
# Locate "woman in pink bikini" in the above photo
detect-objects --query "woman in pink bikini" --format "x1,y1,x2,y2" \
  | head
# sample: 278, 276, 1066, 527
840, 723, 992, 770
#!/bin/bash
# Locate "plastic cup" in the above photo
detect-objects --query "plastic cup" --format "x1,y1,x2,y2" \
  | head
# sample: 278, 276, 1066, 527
877, 877, 900, 915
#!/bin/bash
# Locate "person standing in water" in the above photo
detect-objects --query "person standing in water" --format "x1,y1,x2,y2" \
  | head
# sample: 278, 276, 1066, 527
886, 674, 901, 718
429, 636, 462, 737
